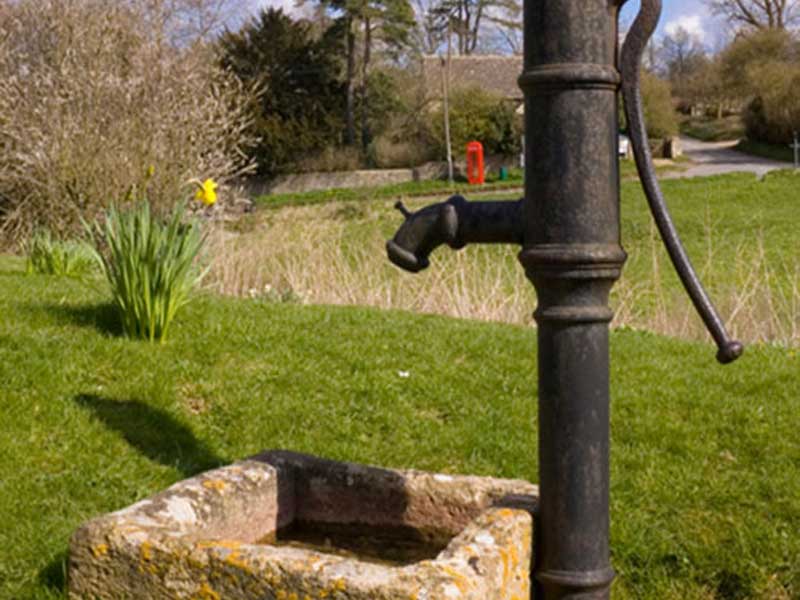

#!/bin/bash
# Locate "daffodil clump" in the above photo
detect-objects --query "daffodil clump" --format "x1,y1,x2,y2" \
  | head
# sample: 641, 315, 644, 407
85, 181, 215, 342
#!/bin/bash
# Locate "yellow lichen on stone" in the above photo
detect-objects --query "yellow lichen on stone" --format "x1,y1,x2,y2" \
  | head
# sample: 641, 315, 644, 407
276, 591, 288, 600
193, 583, 222, 600
140, 541, 153, 561
202, 479, 228, 492
441, 566, 469, 593
225, 550, 253, 572
196, 540, 242, 551
262, 569, 281, 587
91, 543, 109, 558
333, 579, 346, 591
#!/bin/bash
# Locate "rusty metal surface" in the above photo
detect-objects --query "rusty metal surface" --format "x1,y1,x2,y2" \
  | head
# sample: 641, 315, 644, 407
621, 0, 743, 364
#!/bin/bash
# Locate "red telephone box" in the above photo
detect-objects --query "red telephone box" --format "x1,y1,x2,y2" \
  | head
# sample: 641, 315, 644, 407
466, 141, 485, 185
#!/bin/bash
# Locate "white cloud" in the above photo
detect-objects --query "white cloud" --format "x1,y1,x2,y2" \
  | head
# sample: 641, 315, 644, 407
250, 0, 310, 18
664, 14, 705, 39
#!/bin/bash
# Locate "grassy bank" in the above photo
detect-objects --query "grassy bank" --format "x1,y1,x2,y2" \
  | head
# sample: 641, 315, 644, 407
0, 259, 798, 599
680, 116, 745, 142
252, 160, 682, 210
210, 171, 800, 348
735, 139, 795, 164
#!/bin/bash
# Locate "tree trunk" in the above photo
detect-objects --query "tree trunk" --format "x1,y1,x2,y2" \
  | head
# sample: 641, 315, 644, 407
361, 16, 372, 153
345, 16, 356, 146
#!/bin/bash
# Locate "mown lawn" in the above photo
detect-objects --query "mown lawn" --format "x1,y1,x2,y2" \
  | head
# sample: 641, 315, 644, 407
1, 257, 798, 599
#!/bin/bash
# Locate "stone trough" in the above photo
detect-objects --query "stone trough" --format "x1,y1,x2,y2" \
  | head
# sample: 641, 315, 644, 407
69, 450, 537, 599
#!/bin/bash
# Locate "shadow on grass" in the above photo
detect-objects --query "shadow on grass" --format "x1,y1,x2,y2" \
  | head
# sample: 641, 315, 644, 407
49, 301, 123, 337
38, 551, 67, 595
75, 394, 225, 477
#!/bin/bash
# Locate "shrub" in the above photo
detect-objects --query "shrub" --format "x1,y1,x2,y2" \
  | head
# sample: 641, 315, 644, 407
719, 29, 800, 144
219, 8, 345, 176
639, 72, 679, 139
742, 63, 800, 144
0, 0, 256, 244
368, 136, 430, 169
86, 202, 206, 343
428, 87, 522, 159
294, 146, 364, 173
25, 230, 95, 277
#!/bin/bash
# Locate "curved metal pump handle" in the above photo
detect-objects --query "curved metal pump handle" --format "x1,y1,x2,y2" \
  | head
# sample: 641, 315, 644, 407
621, 0, 743, 364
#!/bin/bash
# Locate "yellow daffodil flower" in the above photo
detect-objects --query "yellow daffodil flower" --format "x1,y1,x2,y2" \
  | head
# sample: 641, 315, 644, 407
195, 178, 218, 206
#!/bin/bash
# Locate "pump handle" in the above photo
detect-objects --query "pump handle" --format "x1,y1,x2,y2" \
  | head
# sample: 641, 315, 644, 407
620, 0, 743, 364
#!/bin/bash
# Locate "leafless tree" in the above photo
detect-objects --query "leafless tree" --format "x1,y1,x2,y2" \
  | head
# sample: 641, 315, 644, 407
429, 0, 520, 55
706, 0, 800, 30
660, 26, 707, 95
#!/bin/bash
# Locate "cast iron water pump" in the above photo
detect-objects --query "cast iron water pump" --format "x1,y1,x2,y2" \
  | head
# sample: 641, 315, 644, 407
387, 0, 742, 598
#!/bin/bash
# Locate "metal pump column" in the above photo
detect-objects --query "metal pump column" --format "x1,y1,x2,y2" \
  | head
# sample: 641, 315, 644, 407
517, 2, 625, 598
387, 2, 742, 598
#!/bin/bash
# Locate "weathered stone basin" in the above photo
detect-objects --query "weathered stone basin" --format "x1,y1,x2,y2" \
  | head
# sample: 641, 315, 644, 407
69, 450, 537, 599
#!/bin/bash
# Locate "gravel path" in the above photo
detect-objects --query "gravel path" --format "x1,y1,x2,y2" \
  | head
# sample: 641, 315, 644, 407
668, 136, 793, 179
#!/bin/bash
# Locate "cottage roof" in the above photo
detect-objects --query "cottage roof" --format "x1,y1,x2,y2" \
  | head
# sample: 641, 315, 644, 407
421, 54, 523, 101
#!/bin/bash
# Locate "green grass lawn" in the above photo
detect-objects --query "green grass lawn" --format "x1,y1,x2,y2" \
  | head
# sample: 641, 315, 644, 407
1, 257, 798, 599
253, 161, 680, 210
735, 139, 795, 164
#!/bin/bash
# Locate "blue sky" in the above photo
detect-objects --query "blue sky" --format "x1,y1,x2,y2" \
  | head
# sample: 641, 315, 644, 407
621, 0, 726, 48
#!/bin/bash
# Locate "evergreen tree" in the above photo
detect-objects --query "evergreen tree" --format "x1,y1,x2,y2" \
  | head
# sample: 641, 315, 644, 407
219, 9, 345, 174
304, 0, 415, 150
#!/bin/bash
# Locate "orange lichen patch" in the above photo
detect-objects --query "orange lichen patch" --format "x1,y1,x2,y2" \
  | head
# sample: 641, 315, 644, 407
496, 508, 515, 518
194, 583, 221, 600
202, 479, 228, 492
499, 547, 511, 586
90, 543, 109, 558
507, 541, 520, 570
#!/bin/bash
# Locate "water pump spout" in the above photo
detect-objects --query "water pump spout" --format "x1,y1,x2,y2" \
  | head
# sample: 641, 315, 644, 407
386, 195, 523, 273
